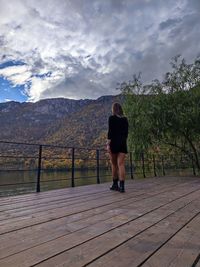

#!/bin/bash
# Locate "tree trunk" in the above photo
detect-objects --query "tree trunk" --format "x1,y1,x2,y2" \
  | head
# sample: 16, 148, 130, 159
184, 134, 200, 171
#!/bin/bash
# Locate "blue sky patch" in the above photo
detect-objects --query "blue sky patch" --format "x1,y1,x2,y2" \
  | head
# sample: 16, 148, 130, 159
0, 76, 27, 103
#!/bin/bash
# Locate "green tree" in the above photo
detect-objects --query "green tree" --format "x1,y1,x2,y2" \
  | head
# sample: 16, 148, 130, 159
120, 73, 157, 157
121, 56, 200, 170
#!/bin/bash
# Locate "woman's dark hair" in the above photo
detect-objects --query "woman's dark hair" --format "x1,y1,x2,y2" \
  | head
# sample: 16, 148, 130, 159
112, 102, 124, 116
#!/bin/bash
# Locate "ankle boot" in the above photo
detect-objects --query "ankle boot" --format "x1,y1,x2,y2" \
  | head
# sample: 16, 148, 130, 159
110, 178, 119, 191
119, 180, 125, 193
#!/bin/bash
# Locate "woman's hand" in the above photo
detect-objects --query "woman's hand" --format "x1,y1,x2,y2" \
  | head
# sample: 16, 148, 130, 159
106, 144, 110, 153
106, 140, 111, 153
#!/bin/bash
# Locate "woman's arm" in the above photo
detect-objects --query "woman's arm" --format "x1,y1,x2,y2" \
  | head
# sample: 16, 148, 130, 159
106, 139, 111, 153
107, 116, 112, 140
107, 116, 112, 152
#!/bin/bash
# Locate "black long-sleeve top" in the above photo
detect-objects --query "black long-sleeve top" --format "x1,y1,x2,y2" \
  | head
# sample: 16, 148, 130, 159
107, 115, 129, 154
107, 115, 129, 140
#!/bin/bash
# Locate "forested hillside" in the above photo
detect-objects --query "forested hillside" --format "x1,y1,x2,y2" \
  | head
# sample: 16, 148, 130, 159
0, 95, 122, 148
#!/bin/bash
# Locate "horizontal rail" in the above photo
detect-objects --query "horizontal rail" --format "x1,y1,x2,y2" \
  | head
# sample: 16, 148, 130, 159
0, 140, 198, 196
0, 140, 106, 151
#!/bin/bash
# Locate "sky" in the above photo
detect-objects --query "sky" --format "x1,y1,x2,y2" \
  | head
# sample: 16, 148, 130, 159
0, 0, 200, 103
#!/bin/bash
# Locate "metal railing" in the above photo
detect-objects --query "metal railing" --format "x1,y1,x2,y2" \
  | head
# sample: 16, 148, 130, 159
0, 140, 198, 196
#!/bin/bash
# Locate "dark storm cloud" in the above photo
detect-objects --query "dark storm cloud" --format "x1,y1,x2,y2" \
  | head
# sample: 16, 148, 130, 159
0, 0, 199, 101
159, 18, 182, 30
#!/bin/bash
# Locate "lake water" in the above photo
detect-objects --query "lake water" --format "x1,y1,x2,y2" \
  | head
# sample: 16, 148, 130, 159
0, 166, 194, 197
0, 169, 114, 197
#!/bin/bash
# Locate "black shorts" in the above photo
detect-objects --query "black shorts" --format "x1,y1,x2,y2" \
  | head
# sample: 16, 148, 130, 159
110, 138, 128, 154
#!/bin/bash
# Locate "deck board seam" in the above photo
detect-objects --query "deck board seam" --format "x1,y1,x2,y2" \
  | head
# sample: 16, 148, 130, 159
1, 177, 197, 204
3, 189, 200, 260
0, 181, 194, 216
192, 253, 200, 267
0, 182, 195, 235
30, 194, 200, 267
136, 211, 200, 267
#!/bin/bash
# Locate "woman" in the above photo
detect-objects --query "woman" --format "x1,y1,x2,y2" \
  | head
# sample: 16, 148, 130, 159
106, 102, 129, 192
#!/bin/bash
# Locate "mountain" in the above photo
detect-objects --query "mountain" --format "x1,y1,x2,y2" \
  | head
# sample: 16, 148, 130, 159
0, 95, 123, 149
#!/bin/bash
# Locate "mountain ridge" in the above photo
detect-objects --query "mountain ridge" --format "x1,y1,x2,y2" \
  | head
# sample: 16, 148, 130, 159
0, 94, 123, 148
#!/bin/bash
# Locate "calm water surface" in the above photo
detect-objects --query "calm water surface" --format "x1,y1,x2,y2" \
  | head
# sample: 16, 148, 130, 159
0, 169, 112, 197
0, 167, 192, 197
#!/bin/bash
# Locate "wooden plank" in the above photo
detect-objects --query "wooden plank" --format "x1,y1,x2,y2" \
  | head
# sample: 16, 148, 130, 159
0, 191, 119, 220
0, 178, 163, 214
0, 190, 109, 212
0, 188, 137, 222
0, 180, 183, 234
0, 179, 194, 221
0, 191, 145, 233
142, 214, 200, 267
0, 180, 138, 206
0, 177, 169, 209
0, 183, 123, 210
0, 196, 141, 259
0, 187, 199, 266
0, 176, 193, 205
36, 199, 200, 267
0, 182, 186, 258
0, 177, 199, 267
0, 183, 109, 205
0, 178, 159, 204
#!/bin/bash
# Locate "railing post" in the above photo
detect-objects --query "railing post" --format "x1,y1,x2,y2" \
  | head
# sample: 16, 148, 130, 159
161, 155, 165, 176
71, 147, 75, 187
153, 154, 157, 177
129, 152, 134, 179
191, 156, 196, 176
96, 149, 100, 184
36, 145, 42, 192
141, 152, 146, 178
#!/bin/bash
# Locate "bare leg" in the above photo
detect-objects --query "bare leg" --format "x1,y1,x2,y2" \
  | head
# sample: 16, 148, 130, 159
109, 153, 118, 179
109, 153, 119, 191
117, 153, 126, 192
117, 153, 126, 181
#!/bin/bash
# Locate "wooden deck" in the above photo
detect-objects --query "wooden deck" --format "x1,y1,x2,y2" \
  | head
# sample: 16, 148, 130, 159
0, 176, 200, 267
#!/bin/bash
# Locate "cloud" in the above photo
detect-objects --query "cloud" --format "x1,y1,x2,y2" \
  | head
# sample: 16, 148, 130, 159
159, 18, 182, 30
0, 0, 199, 101
0, 64, 32, 85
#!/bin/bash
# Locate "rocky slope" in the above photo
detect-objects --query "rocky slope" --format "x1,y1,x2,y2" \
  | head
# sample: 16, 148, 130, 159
0, 95, 123, 148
